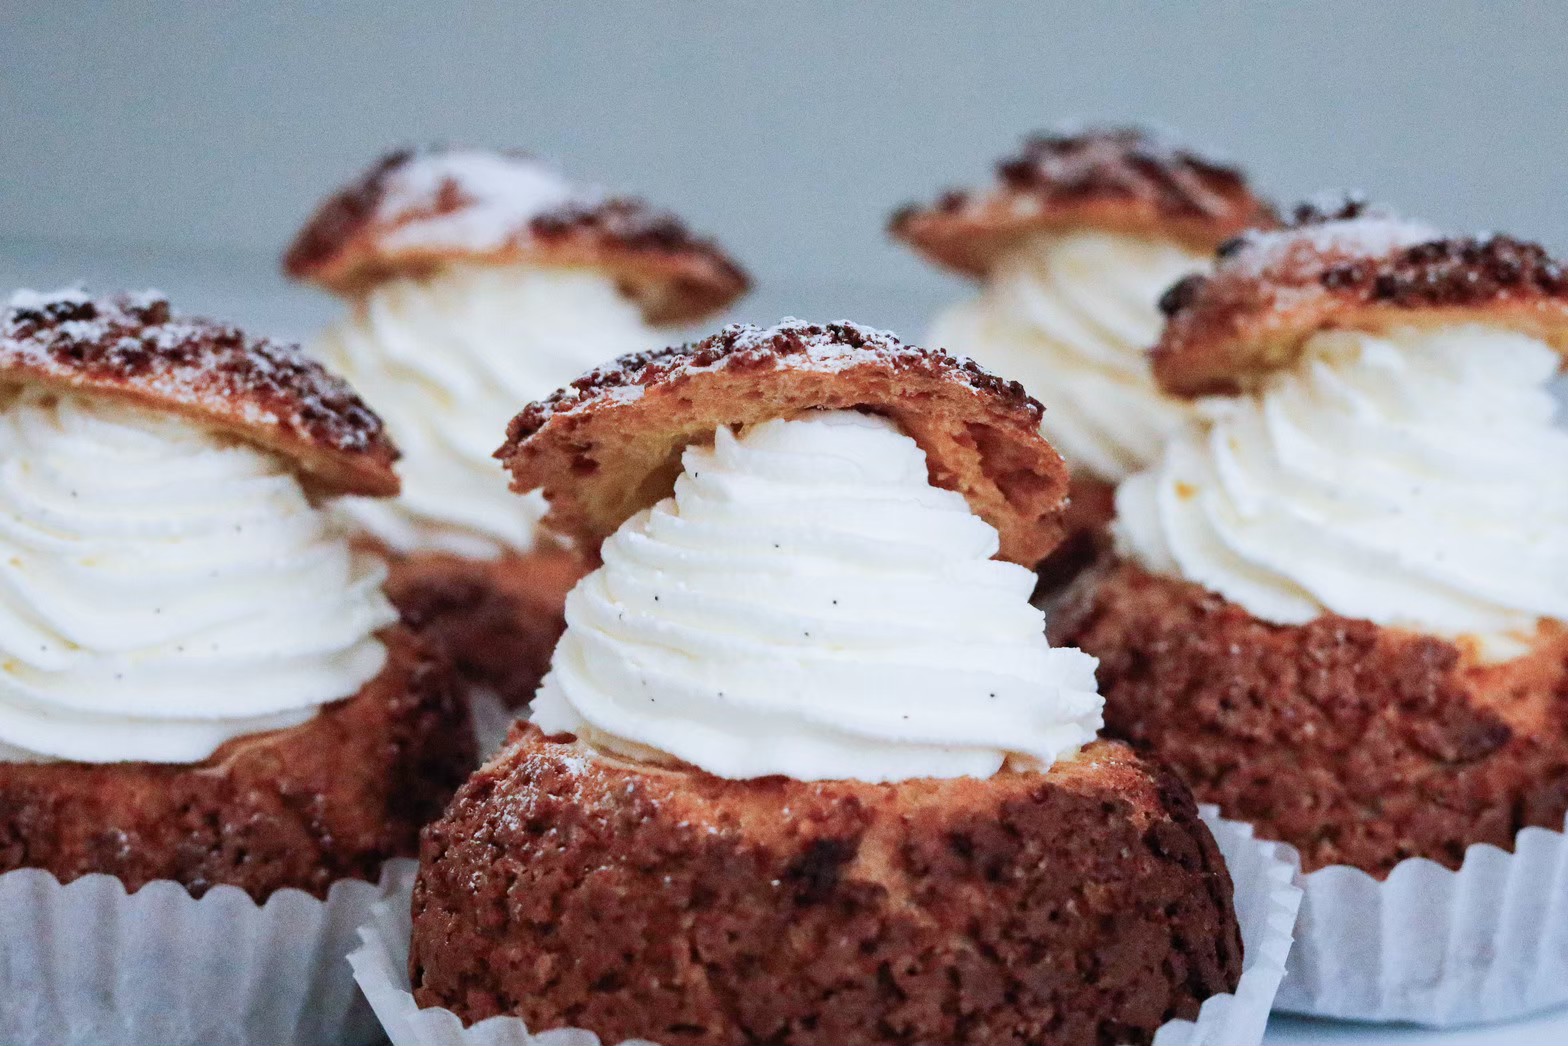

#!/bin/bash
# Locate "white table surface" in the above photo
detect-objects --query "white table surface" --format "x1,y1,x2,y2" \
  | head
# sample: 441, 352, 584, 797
4, 239, 1566, 1046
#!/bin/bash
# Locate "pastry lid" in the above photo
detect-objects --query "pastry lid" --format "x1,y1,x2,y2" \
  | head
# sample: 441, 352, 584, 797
496, 320, 1071, 567
1153, 199, 1568, 397
0, 290, 399, 497
283, 147, 750, 324
890, 127, 1275, 277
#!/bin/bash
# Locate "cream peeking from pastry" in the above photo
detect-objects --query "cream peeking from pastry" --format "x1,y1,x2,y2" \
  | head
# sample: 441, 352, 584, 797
892, 128, 1274, 583
409, 321, 1245, 1046
1052, 201, 1568, 875
0, 290, 473, 897
285, 147, 750, 707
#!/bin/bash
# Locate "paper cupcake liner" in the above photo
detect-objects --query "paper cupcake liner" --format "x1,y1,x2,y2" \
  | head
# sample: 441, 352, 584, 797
351, 807, 1300, 1046
1274, 813, 1568, 1026
0, 856, 414, 1046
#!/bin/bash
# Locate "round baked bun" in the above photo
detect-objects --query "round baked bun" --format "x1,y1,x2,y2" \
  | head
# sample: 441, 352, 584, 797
890, 127, 1275, 278
497, 320, 1071, 568
1, 289, 398, 496
283, 147, 749, 324
1153, 198, 1568, 397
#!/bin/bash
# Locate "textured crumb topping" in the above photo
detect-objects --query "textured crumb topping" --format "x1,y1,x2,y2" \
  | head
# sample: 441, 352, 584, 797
1, 289, 396, 488
506, 319, 1043, 444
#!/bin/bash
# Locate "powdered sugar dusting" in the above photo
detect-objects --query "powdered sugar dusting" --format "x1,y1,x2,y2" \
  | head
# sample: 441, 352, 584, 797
1228, 199, 1440, 279
378, 149, 600, 253
1, 290, 395, 486
507, 319, 1043, 443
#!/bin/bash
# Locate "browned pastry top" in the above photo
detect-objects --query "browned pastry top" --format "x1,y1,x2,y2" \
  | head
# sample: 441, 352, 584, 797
890, 127, 1275, 276
1153, 198, 1568, 396
1, 289, 398, 496
498, 319, 1070, 568
283, 147, 750, 324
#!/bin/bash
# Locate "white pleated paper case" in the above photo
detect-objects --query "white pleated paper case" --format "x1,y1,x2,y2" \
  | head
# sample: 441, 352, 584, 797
352, 808, 1301, 1046
0, 857, 412, 1046
1274, 814, 1568, 1026
0, 714, 498, 1046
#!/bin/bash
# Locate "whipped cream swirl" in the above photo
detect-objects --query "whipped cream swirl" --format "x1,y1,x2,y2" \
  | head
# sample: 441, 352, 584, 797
1115, 324, 1568, 661
317, 263, 667, 558
0, 389, 396, 763
532, 410, 1103, 782
929, 230, 1207, 483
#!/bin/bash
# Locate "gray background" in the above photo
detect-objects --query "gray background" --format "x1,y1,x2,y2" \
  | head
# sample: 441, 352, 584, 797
2, 1, 1564, 340
5, 8, 1568, 1042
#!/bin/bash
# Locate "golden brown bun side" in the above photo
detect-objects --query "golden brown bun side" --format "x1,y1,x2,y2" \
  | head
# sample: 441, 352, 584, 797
1153, 199, 1568, 397
0, 626, 474, 900
1052, 558, 1568, 876
410, 726, 1242, 1045
283, 147, 749, 324
498, 320, 1071, 568
891, 127, 1275, 277
1, 290, 399, 496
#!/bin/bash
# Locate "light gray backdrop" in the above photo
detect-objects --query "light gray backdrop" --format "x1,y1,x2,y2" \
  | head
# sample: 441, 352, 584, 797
2, 1, 1564, 339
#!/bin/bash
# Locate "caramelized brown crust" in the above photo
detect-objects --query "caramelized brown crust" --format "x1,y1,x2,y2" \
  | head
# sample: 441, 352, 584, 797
1051, 560, 1568, 877
499, 320, 1070, 567
410, 727, 1241, 1046
0, 627, 475, 901
1, 290, 398, 496
891, 128, 1275, 276
284, 147, 749, 324
1153, 200, 1568, 396
377, 544, 586, 710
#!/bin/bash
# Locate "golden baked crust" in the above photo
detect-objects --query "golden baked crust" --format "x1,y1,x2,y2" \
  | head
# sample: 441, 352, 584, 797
1, 290, 398, 496
890, 127, 1275, 276
497, 320, 1071, 568
410, 726, 1242, 1046
0, 627, 474, 900
283, 147, 750, 324
1153, 198, 1568, 396
1052, 559, 1568, 876
376, 543, 586, 709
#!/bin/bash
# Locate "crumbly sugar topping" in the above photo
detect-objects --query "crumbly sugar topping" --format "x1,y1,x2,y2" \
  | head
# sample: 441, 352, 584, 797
505, 319, 1044, 443
284, 147, 751, 320
1, 289, 392, 458
376, 148, 598, 252
893, 126, 1266, 231
1159, 198, 1568, 322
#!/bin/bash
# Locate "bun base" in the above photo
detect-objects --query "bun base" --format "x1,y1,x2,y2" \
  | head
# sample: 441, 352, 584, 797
409, 726, 1241, 1046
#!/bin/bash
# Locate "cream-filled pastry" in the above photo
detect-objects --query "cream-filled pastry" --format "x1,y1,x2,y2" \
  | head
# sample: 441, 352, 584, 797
286, 147, 750, 707
893, 128, 1274, 582
0, 288, 472, 901
1052, 201, 1568, 876
406, 320, 1247, 1046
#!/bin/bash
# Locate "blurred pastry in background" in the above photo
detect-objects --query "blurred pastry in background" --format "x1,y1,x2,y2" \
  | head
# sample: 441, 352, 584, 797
892, 127, 1273, 587
285, 147, 750, 709
0, 289, 472, 896
1052, 199, 1568, 876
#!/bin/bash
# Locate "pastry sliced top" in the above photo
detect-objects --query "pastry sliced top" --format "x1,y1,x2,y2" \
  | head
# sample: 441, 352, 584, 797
497, 320, 1070, 567
0, 289, 398, 496
283, 147, 750, 324
1153, 198, 1568, 396
891, 127, 1275, 277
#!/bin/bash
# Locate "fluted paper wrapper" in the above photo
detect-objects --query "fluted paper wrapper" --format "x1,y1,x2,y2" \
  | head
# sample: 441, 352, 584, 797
1275, 814, 1568, 1026
351, 807, 1300, 1046
0, 857, 411, 1046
